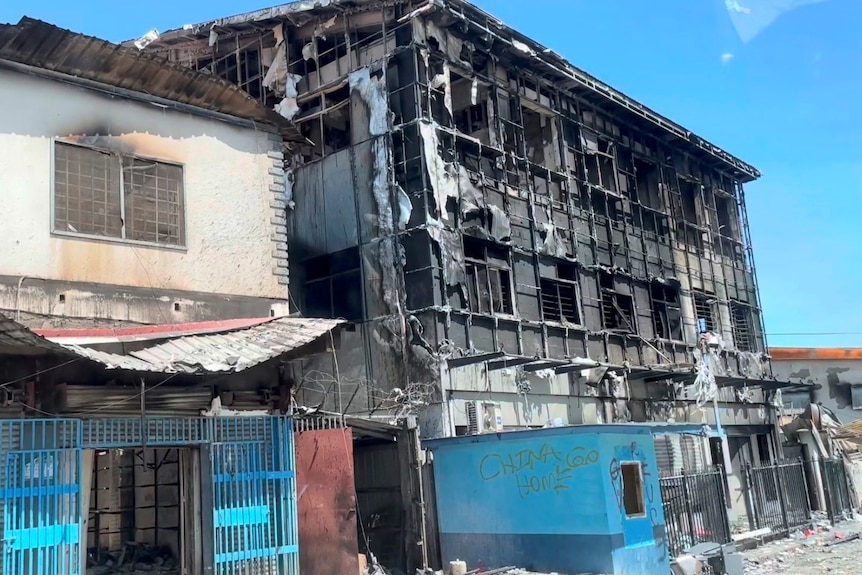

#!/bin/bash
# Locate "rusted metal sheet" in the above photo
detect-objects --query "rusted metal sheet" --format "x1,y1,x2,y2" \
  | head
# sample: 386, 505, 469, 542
296, 427, 359, 575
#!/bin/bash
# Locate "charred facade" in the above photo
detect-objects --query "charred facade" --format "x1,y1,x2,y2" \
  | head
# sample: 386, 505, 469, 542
147, 0, 778, 441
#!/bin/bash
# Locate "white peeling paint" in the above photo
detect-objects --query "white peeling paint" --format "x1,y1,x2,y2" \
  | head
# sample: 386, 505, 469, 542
274, 74, 302, 120
419, 122, 458, 221
349, 67, 389, 136
539, 222, 568, 258
371, 138, 393, 235
397, 185, 412, 230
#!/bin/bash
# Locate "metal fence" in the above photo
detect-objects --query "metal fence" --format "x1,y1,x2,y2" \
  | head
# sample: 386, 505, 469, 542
821, 457, 854, 523
743, 459, 811, 534
660, 468, 732, 557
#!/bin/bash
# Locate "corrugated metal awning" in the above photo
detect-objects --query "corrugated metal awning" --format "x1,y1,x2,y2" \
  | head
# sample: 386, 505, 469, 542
0, 313, 344, 375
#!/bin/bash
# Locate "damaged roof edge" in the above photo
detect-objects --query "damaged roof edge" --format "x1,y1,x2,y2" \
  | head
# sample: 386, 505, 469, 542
154, 0, 758, 180
443, 0, 760, 181
0, 17, 304, 142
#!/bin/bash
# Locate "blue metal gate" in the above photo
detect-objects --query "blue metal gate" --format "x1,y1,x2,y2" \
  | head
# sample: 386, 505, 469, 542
210, 417, 298, 575
0, 419, 82, 575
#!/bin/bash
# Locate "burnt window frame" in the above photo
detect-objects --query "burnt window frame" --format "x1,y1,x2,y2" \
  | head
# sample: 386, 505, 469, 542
692, 291, 717, 334
730, 300, 755, 352
51, 140, 187, 249
599, 272, 636, 333
581, 131, 618, 193
651, 283, 683, 341
463, 236, 515, 316
540, 263, 581, 325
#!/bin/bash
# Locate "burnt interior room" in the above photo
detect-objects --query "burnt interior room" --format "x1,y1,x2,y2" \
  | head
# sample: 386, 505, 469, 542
86, 448, 198, 575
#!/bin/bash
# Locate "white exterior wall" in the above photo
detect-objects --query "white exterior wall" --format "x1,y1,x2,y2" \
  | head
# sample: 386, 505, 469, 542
0, 69, 288, 302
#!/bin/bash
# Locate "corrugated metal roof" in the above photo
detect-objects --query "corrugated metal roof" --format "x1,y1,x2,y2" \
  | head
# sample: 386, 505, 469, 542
0, 314, 73, 354
771, 347, 862, 361
0, 312, 343, 374
61, 317, 344, 374
0, 17, 303, 141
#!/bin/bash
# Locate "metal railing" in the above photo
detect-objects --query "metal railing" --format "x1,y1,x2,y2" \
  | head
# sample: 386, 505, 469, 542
821, 457, 854, 523
743, 459, 811, 534
660, 467, 732, 557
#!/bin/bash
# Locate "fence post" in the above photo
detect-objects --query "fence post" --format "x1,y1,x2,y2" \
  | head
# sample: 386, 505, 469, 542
682, 470, 696, 549
743, 463, 757, 531
716, 465, 732, 543
798, 456, 813, 520
821, 458, 836, 524
773, 461, 790, 534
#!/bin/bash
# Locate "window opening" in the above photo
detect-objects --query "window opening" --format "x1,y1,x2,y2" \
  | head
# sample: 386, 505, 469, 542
464, 237, 514, 315
693, 291, 716, 333
651, 283, 682, 340
600, 272, 635, 332
730, 301, 754, 352
54, 142, 185, 247
303, 247, 363, 321
540, 263, 580, 324
621, 462, 646, 517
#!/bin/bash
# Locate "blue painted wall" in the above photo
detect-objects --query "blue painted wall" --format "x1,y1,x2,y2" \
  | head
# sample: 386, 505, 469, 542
426, 426, 670, 575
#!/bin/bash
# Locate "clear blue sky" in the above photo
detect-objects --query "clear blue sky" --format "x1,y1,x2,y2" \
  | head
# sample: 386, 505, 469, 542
2, 0, 859, 348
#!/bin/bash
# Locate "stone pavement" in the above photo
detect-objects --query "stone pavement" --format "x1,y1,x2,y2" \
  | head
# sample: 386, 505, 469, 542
742, 518, 862, 575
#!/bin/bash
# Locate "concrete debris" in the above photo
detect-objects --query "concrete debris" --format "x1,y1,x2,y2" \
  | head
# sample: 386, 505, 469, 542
349, 67, 389, 136
742, 518, 862, 575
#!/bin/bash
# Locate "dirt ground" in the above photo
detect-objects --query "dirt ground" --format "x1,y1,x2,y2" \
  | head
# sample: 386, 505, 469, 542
742, 518, 862, 575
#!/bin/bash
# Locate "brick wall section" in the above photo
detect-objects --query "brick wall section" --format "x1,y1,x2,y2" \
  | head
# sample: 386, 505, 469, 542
268, 133, 290, 290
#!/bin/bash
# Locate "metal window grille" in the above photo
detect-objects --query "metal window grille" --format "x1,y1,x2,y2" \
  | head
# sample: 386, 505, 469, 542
53, 142, 185, 247
693, 291, 716, 333
540, 278, 580, 323
730, 301, 754, 352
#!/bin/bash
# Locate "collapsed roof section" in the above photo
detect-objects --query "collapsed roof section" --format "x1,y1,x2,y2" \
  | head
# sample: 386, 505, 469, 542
0, 17, 304, 141
151, 0, 760, 181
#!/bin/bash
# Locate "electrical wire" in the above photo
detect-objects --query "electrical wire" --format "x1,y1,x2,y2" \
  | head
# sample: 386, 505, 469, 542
0, 357, 83, 389
18, 372, 180, 417
767, 332, 862, 337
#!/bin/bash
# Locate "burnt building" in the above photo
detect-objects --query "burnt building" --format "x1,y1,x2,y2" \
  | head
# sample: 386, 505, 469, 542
145, 0, 791, 471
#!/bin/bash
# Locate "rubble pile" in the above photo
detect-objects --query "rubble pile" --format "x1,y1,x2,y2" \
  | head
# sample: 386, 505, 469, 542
742, 517, 862, 575
86, 542, 179, 575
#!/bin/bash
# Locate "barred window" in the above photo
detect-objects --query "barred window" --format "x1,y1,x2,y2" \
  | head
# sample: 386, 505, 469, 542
53, 142, 185, 247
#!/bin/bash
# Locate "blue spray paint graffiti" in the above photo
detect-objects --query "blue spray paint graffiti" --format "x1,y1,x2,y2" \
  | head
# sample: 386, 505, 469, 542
479, 443, 600, 498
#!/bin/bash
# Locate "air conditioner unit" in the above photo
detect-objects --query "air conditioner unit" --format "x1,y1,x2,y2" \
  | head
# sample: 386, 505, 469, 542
466, 401, 503, 435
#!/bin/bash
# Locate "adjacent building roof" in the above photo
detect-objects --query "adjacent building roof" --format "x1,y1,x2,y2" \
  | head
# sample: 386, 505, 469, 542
0, 313, 343, 375
0, 17, 303, 141
58, 317, 344, 373
149, 0, 759, 181
771, 348, 862, 361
